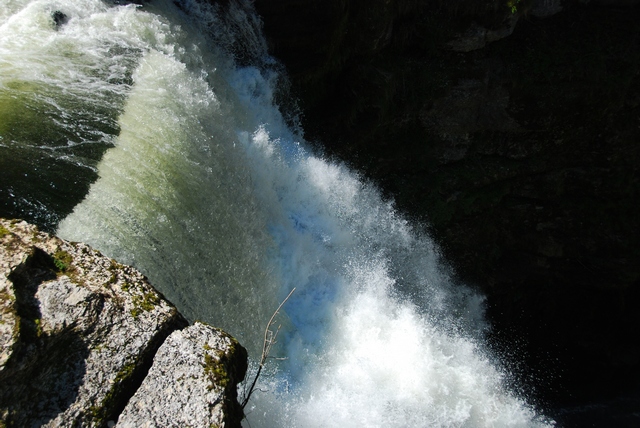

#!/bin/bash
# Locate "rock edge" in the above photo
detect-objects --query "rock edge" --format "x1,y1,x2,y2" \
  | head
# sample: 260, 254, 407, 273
0, 218, 247, 427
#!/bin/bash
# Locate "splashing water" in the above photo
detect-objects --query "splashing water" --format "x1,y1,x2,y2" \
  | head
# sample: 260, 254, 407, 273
2, 0, 554, 426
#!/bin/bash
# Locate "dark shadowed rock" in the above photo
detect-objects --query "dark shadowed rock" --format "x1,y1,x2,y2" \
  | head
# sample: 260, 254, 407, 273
252, 0, 640, 414
51, 11, 68, 28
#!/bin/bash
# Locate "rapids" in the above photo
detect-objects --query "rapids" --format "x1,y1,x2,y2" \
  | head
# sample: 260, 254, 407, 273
1, 0, 554, 426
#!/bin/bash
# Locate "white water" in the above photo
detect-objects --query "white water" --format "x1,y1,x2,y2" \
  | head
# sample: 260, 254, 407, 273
2, 0, 553, 426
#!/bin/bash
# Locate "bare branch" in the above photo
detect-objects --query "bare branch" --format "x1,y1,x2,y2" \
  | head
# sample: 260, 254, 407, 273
241, 287, 296, 410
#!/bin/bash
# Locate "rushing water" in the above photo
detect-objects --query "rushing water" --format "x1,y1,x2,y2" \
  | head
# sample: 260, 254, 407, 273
1, 0, 554, 426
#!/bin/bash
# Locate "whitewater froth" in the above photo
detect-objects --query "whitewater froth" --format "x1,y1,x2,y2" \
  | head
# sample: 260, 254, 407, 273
1, 0, 554, 426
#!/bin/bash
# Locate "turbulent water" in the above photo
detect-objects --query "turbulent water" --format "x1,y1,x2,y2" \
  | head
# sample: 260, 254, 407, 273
2, 0, 554, 426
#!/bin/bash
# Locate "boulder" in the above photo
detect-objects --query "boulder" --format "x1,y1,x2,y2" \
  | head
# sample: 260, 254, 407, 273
531, 0, 563, 17
0, 219, 247, 427
117, 323, 247, 428
446, 15, 520, 52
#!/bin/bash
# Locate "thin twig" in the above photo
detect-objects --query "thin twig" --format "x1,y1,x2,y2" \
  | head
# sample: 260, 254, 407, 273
241, 287, 296, 410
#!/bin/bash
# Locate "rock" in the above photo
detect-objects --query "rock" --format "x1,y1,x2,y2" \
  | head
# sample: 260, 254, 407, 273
420, 77, 521, 153
0, 219, 246, 427
446, 15, 520, 52
531, 0, 563, 17
117, 322, 247, 428
587, 0, 640, 5
0, 218, 188, 426
51, 11, 68, 28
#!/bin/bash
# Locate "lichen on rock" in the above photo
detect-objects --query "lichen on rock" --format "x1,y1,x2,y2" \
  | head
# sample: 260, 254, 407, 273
0, 218, 247, 426
0, 218, 192, 427
117, 322, 247, 428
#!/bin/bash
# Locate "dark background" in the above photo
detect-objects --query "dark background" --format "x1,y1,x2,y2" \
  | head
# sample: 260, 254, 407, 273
250, 0, 640, 424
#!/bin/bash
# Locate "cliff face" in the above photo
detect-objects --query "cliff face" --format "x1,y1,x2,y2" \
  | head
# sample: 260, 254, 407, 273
253, 0, 640, 410
0, 218, 247, 427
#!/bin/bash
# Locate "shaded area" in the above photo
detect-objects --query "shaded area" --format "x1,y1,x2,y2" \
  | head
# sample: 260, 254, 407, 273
0, 85, 120, 232
254, 0, 640, 419
0, 248, 90, 427
553, 386, 640, 428
0, 145, 108, 234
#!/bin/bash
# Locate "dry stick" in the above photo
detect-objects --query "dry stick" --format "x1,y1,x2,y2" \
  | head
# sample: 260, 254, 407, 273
241, 287, 296, 410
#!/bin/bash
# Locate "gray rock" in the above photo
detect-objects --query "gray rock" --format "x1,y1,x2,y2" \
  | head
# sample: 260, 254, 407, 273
420, 76, 521, 160
531, 0, 563, 17
0, 218, 191, 427
117, 322, 247, 428
446, 16, 520, 52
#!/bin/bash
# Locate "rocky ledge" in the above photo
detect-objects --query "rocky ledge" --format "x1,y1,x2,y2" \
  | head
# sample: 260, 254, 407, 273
0, 218, 247, 427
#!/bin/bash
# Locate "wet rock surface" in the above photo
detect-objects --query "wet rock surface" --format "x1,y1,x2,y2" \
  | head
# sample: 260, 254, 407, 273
0, 219, 246, 427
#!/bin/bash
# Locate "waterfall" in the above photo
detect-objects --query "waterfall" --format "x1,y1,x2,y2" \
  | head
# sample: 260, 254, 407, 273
1, 0, 554, 426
